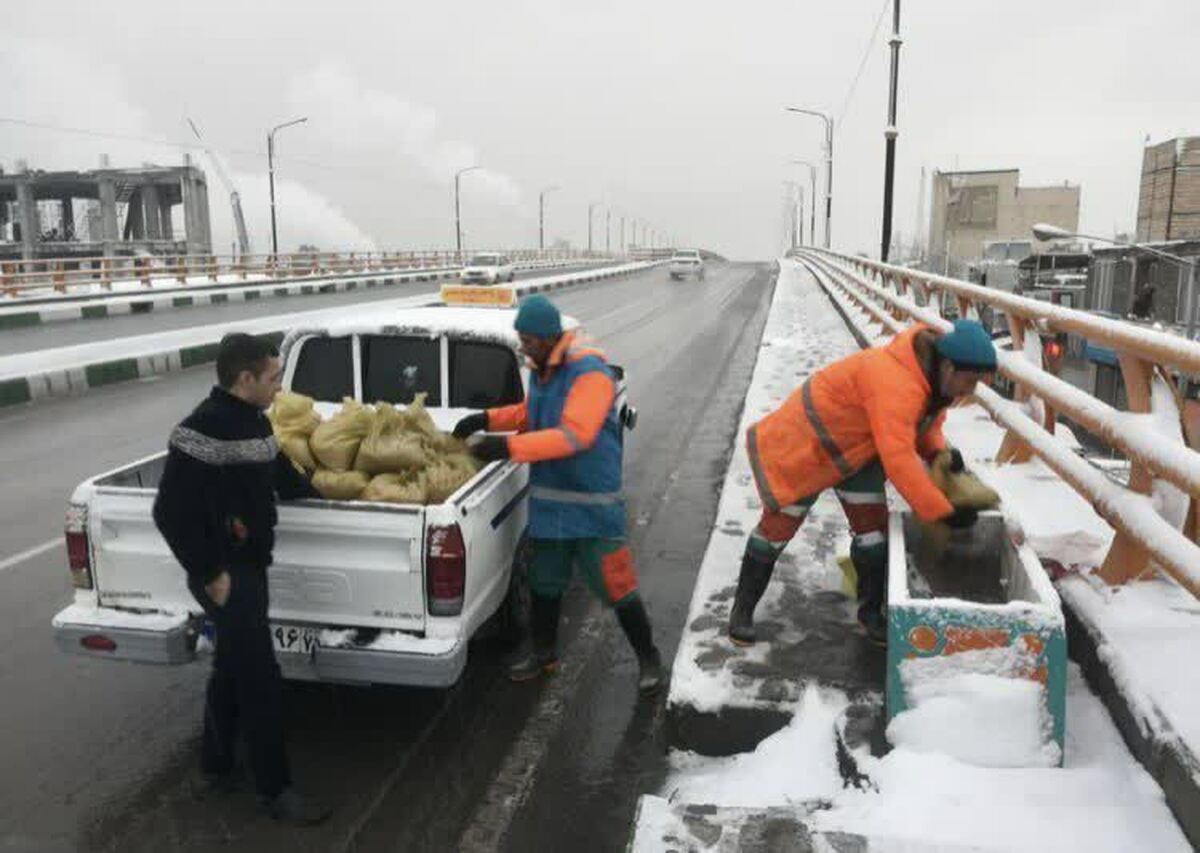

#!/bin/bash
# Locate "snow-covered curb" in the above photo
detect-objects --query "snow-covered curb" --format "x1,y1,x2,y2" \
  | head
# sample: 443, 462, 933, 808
0, 262, 657, 408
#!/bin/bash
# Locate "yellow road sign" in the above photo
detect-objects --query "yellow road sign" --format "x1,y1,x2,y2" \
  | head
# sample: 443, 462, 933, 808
440, 284, 517, 308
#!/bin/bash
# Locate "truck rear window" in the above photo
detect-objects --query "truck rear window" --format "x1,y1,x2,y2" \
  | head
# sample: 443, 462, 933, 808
362, 335, 441, 405
291, 336, 354, 401
450, 341, 523, 408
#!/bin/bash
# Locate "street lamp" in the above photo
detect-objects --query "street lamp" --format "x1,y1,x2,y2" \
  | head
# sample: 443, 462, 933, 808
268, 116, 308, 258
786, 107, 834, 248
1033, 223, 1200, 339
539, 185, 560, 251
788, 160, 817, 245
455, 165, 481, 258
879, 0, 903, 262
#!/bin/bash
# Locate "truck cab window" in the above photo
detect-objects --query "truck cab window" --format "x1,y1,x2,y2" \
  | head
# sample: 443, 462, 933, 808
290, 336, 354, 401
363, 335, 442, 405
450, 341, 523, 408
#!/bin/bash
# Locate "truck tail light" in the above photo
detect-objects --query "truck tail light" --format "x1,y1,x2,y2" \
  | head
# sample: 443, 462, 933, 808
64, 503, 93, 590
81, 635, 117, 653
426, 524, 466, 617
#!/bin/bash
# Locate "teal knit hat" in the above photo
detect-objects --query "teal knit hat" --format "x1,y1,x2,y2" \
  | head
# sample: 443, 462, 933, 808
935, 319, 997, 371
514, 295, 562, 338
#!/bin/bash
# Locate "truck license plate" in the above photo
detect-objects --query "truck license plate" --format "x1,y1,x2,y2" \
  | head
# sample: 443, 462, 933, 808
271, 624, 320, 655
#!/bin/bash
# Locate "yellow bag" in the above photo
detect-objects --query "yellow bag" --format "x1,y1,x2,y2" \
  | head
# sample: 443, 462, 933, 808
269, 391, 321, 436
312, 469, 370, 500
269, 391, 322, 471
310, 398, 373, 471
930, 450, 1000, 510
423, 454, 481, 503
400, 392, 439, 441
361, 472, 428, 505
355, 404, 428, 475
425, 431, 469, 456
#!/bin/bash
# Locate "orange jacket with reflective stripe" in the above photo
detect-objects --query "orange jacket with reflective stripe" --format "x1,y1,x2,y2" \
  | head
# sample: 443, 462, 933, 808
747, 324, 953, 523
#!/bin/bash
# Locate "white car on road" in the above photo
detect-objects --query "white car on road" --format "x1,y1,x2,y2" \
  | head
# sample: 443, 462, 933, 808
461, 253, 516, 285
669, 249, 705, 281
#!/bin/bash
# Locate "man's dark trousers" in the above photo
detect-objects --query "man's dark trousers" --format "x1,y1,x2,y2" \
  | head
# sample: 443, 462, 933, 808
191, 569, 290, 798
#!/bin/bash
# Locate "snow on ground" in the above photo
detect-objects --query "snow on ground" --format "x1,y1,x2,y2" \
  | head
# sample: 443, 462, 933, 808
663, 668, 1188, 850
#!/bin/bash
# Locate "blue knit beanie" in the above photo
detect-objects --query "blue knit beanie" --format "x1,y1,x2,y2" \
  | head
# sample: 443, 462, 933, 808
514, 295, 562, 338
935, 319, 997, 371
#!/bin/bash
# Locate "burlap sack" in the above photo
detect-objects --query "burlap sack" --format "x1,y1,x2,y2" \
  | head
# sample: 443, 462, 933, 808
361, 472, 428, 505
310, 398, 373, 471
355, 404, 429, 475
312, 468, 370, 500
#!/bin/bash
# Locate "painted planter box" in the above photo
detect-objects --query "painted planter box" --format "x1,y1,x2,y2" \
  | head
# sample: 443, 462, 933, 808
886, 510, 1066, 764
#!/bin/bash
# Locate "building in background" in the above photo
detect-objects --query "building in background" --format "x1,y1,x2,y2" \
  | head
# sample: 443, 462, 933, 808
1137, 136, 1200, 243
927, 168, 1080, 277
0, 158, 211, 261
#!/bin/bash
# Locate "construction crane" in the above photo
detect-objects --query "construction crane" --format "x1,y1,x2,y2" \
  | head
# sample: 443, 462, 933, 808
187, 118, 251, 258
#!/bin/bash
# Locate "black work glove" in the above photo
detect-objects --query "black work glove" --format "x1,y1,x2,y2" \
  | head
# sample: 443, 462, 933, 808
942, 506, 978, 529
452, 412, 489, 439
948, 448, 965, 474
470, 435, 510, 463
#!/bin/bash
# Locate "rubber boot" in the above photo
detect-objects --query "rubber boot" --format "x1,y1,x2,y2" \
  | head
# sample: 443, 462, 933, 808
616, 597, 663, 692
727, 551, 775, 646
508, 593, 562, 682
852, 539, 888, 647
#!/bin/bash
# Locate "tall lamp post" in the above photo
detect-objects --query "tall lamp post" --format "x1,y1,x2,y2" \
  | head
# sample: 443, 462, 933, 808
455, 165, 481, 259
782, 180, 802, 251
786, 107, 834, 248
1033, 223, 1200, 340
789, 159, 818, 246
588, 202, 599, 253
539, 185, 560, 251
879, 0, 903, 262
268, 116, 307, 258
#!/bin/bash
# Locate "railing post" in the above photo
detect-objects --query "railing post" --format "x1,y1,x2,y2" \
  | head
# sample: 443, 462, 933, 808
137, 256, 151, 287
995, 316, 1053, 464
1096, 355, 1159, 586
52, 261, 66, 294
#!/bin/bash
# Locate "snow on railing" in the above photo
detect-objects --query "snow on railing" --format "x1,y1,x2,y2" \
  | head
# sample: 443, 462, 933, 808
0, 248, 613, 298
796, 249, 1200, 600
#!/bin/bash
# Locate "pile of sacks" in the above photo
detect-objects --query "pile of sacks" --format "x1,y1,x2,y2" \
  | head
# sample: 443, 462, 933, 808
269, 391, 481, 505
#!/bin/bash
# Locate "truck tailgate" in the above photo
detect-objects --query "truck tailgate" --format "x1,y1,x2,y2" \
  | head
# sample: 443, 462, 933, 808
90, 490, 426, 632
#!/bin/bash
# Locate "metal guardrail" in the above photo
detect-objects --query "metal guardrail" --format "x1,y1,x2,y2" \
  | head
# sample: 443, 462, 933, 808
797, 249, 1200, 600
0, 248, 612, 297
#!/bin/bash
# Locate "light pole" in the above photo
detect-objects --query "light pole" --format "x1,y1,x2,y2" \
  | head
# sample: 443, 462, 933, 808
782, 180, 802, 251
1033, 223, 1200, 339
789, 160, 818, 246
786, 107, 834, 248
606, 208, 611, 254
880, 0, 903, 262
455, 165, 481, 259
538, 185, 560, 251
268, 116, 307, 258
619, 215, 625, 254
588, 202, 599, 253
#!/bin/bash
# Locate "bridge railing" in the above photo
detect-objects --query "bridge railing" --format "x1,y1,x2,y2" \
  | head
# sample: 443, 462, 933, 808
0, 248, 612, 298
796, 249, 1200, 600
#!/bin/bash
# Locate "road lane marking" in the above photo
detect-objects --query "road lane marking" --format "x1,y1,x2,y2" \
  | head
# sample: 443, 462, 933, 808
0, 537, 62, 573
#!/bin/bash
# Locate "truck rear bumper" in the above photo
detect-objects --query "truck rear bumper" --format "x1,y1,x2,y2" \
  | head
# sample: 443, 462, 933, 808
53, 604, 468, 687
52, 603, 196, 664
277, 635, 468, 688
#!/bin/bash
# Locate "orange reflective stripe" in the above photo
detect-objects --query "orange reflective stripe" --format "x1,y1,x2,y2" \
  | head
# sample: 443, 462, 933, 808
487, 401, 528, 432
560, 371, 614, 449
601, 546, 639, 604
508, 429, 575, 463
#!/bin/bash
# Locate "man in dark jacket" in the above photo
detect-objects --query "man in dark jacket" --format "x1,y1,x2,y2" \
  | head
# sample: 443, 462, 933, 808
152, 333, 329, 825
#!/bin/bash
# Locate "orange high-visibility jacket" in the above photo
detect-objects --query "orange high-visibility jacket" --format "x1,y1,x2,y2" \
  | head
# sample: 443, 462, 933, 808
747, 324, 954, 523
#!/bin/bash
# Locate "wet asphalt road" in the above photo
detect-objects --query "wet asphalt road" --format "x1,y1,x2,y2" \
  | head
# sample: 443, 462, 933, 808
0, 260, 775, 852
0, 264, 602, 357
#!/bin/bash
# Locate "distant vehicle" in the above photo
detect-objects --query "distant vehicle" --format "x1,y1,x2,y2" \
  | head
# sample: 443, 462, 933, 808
461, 253, 516, 285
669, 249, 705, 281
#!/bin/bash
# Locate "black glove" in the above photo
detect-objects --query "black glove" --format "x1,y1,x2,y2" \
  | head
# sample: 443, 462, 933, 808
948, 448, 965, 474
470, 435, 510, 463
942, 506, 978, 529
452, 412, 488, 439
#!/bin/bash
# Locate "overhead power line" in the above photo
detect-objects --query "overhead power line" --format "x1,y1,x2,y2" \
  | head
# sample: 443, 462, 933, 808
836, 0, 891, 123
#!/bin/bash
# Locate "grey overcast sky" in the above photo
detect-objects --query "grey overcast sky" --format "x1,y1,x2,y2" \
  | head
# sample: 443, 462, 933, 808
2, 0, 1197, 259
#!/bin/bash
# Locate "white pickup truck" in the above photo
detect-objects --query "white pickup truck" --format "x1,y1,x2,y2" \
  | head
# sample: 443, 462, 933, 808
52, 305, 633, 687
